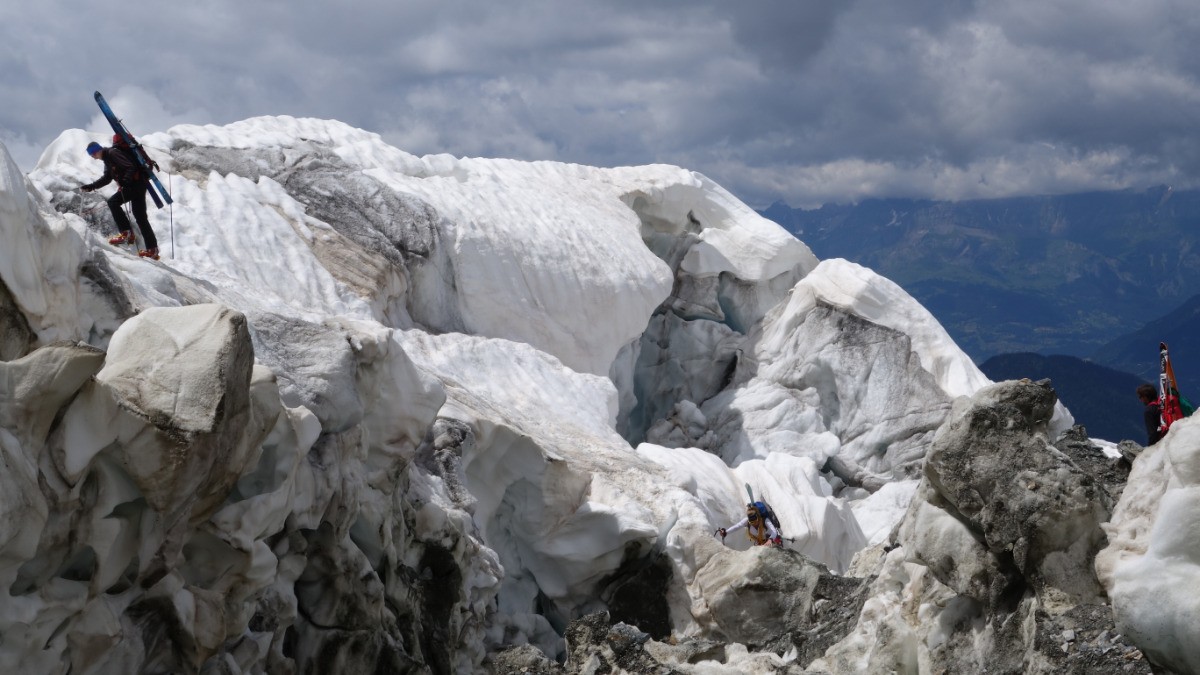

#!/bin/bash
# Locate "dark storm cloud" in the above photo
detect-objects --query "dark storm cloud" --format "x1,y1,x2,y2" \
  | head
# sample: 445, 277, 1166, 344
725, 2, 844, 71
1, 0, 1197, 207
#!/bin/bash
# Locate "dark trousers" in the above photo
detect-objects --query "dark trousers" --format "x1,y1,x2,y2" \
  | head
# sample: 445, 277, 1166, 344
107, 184, 158, 250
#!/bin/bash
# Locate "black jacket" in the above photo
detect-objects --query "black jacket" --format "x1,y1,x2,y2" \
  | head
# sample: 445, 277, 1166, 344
83, 146, 146, 190
1144, 401, 1164, 446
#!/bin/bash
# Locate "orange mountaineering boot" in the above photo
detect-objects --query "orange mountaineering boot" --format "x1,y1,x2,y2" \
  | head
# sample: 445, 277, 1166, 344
108, 231, 133, 246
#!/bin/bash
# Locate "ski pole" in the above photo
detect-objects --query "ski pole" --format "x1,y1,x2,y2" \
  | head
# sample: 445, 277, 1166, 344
168, 171, 175, 259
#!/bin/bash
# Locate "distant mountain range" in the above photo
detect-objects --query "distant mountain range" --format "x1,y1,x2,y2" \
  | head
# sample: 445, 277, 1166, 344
761, 186, 1200, 362
1090, 293, 1200, 386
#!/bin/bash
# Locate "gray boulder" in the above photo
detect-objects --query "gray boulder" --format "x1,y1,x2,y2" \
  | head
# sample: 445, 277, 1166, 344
695, 545, 870, 662
923, 379, 1112, 608
814, 379, 1149, 674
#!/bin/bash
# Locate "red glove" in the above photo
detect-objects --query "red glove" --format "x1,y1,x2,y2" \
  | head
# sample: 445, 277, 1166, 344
772, 536, 783, 546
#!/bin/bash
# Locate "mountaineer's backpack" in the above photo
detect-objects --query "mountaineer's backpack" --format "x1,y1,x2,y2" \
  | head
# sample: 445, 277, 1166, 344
112, 133, 159, 177
753, 500, 782, 535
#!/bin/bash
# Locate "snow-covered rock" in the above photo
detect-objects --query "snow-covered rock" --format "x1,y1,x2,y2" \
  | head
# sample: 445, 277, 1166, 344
0, 113, 1150, 674
1097, 416, 1200, 674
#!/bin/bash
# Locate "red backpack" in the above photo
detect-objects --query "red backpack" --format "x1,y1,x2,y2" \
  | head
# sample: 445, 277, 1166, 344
112, 133, 159, 174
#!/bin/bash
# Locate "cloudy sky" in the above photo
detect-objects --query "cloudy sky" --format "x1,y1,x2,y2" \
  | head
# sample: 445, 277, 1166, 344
3, 1, 1198, 208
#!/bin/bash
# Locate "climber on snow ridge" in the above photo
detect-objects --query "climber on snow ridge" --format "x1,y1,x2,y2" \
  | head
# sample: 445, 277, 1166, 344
716, 501, 783, 547
80, 137, 160, 260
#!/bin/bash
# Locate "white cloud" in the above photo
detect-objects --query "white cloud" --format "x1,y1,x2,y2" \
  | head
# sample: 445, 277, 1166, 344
87, 86, 211, 139
2, 0, 1199, 206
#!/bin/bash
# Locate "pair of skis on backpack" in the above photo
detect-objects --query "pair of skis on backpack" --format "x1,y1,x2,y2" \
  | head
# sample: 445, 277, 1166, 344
94, 91, 173, 209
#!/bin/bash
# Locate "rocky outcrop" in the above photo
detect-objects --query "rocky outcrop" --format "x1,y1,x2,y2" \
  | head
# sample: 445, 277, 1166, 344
485, 545, 871, 674
695, 546, 857, 653
486, 380, 1142, 675
1053, 425, 1135, 502
490, 611, 807, 674
921, 379, 1112, 608
487, 383, 1156, 675
810, 379, 1149, 674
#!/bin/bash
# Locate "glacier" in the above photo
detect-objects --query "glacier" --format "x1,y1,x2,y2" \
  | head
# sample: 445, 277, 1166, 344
0, 115, 1189, 674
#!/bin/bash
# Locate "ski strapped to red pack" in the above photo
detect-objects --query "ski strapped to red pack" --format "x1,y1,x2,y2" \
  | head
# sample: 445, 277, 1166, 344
1159, 341, 1186, 432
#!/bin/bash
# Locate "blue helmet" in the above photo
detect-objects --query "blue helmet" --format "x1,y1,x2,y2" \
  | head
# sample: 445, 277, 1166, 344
85, 142, 103, 156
